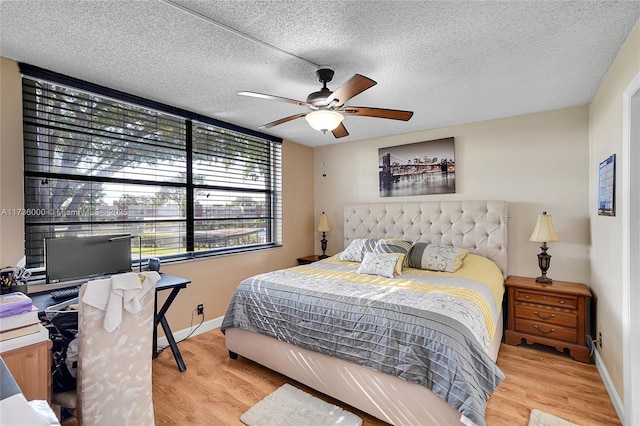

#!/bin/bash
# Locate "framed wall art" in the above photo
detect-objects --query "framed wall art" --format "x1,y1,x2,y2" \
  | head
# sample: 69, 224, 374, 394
379, 137, 455, 197
598, 154, 616, 216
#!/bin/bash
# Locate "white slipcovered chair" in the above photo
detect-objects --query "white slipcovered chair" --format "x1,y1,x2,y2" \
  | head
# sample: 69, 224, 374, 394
52, 274, 156, 425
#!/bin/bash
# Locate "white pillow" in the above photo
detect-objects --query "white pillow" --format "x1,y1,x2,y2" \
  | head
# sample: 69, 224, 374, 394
374, 239, 414, 274
339, 238, 377, 262
407, 243, 469, 272
356, 252, 400, 279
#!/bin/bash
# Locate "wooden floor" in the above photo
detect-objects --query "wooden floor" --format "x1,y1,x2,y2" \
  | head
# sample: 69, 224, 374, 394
149, 329, 620, 426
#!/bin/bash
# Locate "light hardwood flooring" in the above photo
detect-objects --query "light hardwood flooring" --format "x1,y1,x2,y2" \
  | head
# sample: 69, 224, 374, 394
149, 329, 620, 426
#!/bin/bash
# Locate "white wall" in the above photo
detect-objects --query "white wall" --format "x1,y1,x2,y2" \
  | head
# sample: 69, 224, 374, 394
314, 106, 590, 284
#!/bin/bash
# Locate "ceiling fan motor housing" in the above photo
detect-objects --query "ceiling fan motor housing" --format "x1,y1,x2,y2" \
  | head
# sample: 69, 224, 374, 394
306, 88, 332, 106
306, 66, 335, 106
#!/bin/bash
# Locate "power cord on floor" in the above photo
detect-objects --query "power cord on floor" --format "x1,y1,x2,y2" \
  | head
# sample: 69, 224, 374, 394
155, 308, 205, 356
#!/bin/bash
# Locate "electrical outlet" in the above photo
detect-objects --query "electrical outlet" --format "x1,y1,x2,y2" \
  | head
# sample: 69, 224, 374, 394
197, 304, 204, 315
598, 331, 603, 348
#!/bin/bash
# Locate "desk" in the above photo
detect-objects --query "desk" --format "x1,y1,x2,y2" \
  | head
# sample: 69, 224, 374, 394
153, 274, 190, 372
31, 273, 191, 372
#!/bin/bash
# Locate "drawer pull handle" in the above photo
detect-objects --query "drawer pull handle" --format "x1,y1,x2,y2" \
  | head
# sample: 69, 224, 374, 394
559, 299, 565, 304
542, 296, 547, 301
534, 311, 555, 320
525, 294, 530, 299
534, 325, 555, 334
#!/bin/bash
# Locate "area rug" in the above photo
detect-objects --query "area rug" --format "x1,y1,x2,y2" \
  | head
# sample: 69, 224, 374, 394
529, 409, 577, 426
241, 383, 362, 426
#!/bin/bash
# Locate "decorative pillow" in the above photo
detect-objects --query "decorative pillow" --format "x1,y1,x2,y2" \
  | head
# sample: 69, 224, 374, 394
339, 238, 377, 262
374, 239, 413, 274
356, 252, 401, 279
408, 243, 469, 272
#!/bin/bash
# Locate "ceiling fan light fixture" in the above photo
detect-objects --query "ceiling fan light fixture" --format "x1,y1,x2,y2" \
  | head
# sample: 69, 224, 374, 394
305, 110, 344, 133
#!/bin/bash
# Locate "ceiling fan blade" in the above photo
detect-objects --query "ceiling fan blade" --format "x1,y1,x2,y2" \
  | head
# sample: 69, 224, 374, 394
238, 91, 311, 108
332, 122, 349, 138
258, 113, 307, 129
325, 74, 376, 107
343, 106, 414, 121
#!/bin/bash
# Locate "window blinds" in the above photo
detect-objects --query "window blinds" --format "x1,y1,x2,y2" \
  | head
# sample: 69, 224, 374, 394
22, 74, 281, 270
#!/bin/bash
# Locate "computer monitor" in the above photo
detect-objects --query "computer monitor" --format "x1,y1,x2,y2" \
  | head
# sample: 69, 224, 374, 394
45, 234, 132, 283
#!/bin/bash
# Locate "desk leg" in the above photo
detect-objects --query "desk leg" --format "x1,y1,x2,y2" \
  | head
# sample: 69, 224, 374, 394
154, 287, 187, 372
160, 316, 186, 372
153, 294, 159, 359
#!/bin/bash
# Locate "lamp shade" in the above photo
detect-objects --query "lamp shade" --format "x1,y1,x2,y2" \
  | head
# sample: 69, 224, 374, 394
305, 110, 344, 132
529, 211, 560, 243
317, 212, 331, 232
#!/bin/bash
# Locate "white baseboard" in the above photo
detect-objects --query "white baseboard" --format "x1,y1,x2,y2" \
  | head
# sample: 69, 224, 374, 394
591, 346, 625, 424
156, 315, 224, 348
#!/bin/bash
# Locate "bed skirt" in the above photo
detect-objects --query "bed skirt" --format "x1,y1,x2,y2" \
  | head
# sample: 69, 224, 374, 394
224, 310, 503, 426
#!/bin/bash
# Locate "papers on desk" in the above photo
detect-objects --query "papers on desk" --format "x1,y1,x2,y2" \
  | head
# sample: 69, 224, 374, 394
0, 393, 59, 426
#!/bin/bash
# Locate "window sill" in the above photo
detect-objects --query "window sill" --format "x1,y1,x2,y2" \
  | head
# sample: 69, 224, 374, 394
25, 243, 283, 294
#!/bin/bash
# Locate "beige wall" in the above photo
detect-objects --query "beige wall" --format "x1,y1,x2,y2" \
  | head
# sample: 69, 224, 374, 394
0, 57, 316, 331
589, 20, 640, 403
0, 58, 25, 266
315, 106, 590, 283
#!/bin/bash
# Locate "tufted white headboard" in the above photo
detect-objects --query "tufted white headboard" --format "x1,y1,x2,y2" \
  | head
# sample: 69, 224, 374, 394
344, 201, 508, 278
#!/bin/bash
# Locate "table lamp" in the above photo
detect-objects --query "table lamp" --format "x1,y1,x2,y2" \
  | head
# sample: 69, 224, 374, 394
317, 212, 331, 259
529, 211, 560, 283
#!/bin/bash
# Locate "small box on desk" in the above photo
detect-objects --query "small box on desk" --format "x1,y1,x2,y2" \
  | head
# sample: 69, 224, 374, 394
0, 292, 33, 318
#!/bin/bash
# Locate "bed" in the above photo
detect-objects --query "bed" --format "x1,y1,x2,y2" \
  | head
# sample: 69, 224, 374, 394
222, 200, 508, 426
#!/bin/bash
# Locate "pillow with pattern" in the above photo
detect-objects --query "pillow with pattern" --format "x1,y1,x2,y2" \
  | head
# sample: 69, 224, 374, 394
408, 243, 469, 272
356, 252, 401, 279
339, 238, 377, 262
374, 239, 414, 274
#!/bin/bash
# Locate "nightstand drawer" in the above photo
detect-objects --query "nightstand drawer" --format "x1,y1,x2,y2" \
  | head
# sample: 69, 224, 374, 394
514, 304, 578, 328
514, 289, 577, 309
515, 318, 577, 344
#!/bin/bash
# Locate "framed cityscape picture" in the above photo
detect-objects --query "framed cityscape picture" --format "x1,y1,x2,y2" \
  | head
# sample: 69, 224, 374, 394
598, 154, 616, 216
379, 137, 455, 197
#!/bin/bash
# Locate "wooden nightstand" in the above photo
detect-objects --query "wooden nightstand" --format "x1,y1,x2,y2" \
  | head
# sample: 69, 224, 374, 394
504, 275, 592, 363
297, 255, 320, 265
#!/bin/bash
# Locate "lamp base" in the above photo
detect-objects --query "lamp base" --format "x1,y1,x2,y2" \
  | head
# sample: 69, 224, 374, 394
536, 244, 553, 284
319, 232, 328, 260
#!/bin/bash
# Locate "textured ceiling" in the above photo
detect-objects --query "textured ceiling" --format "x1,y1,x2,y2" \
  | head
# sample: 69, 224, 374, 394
1, 1, 638, 147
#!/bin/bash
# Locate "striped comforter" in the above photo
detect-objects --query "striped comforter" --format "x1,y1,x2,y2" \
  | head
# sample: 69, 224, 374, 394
221, 254, 505, 426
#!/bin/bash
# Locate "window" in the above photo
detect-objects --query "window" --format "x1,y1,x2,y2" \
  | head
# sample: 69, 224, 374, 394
21, 65, 282, 271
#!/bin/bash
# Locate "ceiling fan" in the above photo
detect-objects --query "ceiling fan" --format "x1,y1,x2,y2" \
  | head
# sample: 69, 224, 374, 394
238, 66, 414, 138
